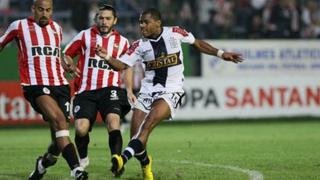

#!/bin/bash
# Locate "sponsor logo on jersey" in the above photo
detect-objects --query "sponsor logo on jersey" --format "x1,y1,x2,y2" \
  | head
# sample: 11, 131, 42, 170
169, 37, 178, 48
145, 52, 181, 70
88, 58, 112, 70
172, 27, 188, 37
31, 46, 60, 57
127, 40, 139, 55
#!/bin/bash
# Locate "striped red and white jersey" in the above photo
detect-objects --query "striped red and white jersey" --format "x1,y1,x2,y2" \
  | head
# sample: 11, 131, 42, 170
0, 17, 68, 86
63, 26, 129, 94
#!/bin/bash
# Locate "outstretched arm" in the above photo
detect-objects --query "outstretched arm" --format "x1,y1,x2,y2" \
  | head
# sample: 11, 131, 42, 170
192, 39, 243, 63
0, 21, 20, 54
95, 45, 128, 71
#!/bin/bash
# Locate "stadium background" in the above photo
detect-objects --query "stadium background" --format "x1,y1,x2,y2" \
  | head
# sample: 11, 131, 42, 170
0, 0, 319, 125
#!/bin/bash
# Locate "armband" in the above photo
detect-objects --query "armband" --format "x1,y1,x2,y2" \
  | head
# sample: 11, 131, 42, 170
217, 50, 224, 58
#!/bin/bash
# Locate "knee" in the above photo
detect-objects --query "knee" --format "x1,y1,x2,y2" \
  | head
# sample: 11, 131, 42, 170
75, 119, 90, 136
51, 112, 68, 131
106, 113, 120, 131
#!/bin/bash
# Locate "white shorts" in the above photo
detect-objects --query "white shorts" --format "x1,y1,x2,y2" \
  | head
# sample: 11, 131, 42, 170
134, 91, 185, 120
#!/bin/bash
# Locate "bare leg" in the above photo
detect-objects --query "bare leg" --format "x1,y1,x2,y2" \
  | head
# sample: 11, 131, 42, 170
35, 96, 80, 171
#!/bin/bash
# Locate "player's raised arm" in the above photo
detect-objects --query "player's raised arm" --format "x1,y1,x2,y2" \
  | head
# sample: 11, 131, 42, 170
0, 20, 20, 53
95, 44, 129, 71
192, 39, 243, 63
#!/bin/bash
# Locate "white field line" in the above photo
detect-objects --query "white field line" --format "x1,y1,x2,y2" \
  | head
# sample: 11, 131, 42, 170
158, 160, 264, 180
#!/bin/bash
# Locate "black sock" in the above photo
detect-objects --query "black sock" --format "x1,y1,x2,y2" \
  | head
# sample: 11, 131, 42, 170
75, 133, 90, 159
135, 150, 150, 166
42, 152, 58, 168
109, 130, 122, 155
122, 139, 143, 164
41, 129, 60, 168
46, 141, 60, 157
41, 141, 59, 168
62, 143, 80, 170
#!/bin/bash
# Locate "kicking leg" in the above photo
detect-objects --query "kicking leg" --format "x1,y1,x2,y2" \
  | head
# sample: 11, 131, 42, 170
36, 95, 88, 179
112, 99, 170, 179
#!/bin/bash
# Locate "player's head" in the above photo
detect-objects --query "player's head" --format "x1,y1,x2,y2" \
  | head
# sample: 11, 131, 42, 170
95, 4, 117, 35
139, 8, 162, 38
32, 0, 53, 27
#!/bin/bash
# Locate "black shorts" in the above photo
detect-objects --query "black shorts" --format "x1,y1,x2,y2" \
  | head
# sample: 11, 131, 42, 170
22, 85, 71, 121
73, 86, 130, 129
118, 88, 131, 118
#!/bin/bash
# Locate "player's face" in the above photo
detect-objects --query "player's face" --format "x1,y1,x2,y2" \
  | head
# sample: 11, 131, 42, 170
96, 10, 117, 35
32, 0, 53, 27
139, 13, 161, 38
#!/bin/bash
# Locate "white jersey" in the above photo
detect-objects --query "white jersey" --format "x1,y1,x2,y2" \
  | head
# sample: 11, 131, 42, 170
119, 26, 195, 93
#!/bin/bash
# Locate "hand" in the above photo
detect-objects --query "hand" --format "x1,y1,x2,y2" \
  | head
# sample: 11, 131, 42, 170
95, 45, 109, 59
61, 56, 80, 78
127, 90, 137, 105
222, 52, 243, 63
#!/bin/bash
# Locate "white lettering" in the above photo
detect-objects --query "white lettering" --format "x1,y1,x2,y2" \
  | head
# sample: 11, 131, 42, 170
0, 94, 41, 121
0, 94, 10, 120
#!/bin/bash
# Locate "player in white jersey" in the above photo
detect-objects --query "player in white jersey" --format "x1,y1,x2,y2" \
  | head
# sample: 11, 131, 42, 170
103, 8, 244, 180
0, 0, 88, 180
62, 4, 132, 175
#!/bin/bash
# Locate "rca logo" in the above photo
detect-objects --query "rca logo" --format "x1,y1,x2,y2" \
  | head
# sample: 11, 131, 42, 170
31, 46, 60, 57
88, 58, 112, 70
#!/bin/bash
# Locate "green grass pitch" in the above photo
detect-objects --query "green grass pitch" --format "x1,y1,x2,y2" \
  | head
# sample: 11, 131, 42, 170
0, 119, 319, 179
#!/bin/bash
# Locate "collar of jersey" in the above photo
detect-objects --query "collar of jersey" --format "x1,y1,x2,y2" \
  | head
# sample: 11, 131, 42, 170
145, 27, 164, 42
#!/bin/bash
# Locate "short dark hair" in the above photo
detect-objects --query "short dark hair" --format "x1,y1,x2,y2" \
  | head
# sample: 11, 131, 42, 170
99, 4, 117, 17
142, 8, 162, 21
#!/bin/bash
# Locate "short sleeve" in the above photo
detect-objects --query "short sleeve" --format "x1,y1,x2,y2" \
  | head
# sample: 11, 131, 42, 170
0, 20, 20, 47
119, 40, 142, 67
63, 31, 85, 57
172, 26, 195, 44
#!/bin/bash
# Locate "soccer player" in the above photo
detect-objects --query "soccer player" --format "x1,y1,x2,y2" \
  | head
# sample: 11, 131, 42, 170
95, 8, 243, 179
0, 0, 88, 179
62, 4, 131, 173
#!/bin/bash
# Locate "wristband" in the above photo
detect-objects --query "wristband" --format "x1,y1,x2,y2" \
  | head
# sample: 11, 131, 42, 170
217, 50, 224, 58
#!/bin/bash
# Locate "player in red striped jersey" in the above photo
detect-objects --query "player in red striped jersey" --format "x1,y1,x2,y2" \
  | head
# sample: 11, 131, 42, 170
0, 0, 87, 179
62, 4, 133, 176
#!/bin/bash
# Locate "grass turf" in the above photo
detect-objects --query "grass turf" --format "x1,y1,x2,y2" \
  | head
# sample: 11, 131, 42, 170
0, 119, 319, 179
